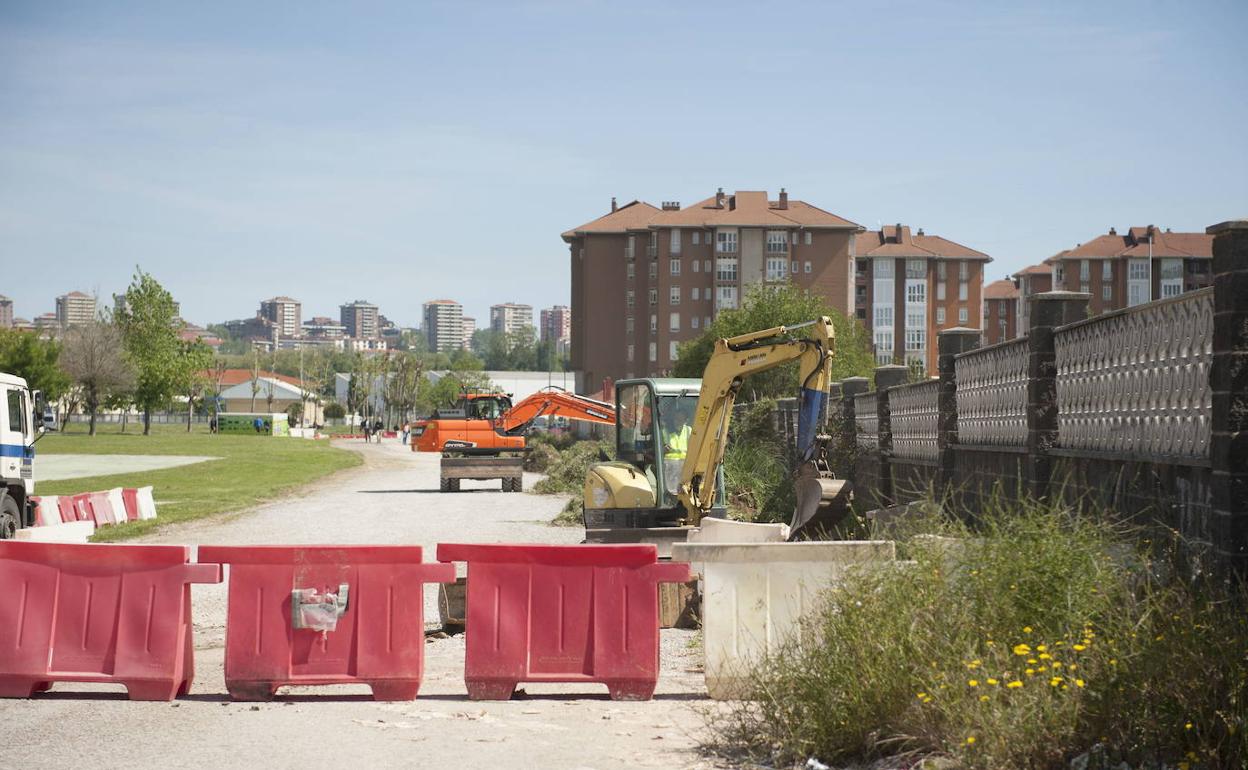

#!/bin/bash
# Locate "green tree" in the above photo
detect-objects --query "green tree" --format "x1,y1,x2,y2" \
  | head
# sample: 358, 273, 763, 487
114, 268, 183, 434
175, 340, 214, 431
672, 283, 875, 400
0, 329, 71, 401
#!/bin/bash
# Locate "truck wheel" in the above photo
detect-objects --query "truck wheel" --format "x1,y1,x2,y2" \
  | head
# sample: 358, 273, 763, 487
448, 478, 460, 492
0, 496, 19, 540
439, 478, 450, 492
510, 477, 523, 493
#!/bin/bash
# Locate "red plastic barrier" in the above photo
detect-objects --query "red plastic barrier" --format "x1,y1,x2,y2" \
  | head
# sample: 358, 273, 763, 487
436, 543, 691, 701
86, 491, 116, 527
121, 488, 141, 522
56, 496, 77, 523
0, 542, 221, 700
198, 545, 455, 701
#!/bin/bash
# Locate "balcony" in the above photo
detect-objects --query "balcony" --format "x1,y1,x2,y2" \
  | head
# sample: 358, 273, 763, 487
646, 245, 658, 258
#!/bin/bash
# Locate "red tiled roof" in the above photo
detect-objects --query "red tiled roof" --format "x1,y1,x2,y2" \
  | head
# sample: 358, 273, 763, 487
1051, 227, 1212, 260
561, 200, 663, 240
983, 279, 1020, 299
856, 226, 990, 260
1015, 263, 1052, 276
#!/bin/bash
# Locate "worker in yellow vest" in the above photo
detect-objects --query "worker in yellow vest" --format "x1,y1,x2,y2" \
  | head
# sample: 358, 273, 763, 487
662, 400, 695, 499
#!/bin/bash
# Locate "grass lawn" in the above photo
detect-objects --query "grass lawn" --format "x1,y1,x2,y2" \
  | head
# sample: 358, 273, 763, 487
36, 422, 362, 541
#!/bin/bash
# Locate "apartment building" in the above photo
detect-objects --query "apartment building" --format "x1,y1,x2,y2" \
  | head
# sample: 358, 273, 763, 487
340, 300, 380, 339
461, 316, 476, 349
55, 291, 96, 326
259, 296, 302, 338
1012, 263, 1053, 333
423, 299, 464, 354
490, 303, 534, 336
0, 296, 12, 328
1043, 225, 1213, 314
853, 225, 991, 373
540, 305, 572, 352
302, 316, 346, 339
563, 189, 862, 386
982, 279, 1020, 345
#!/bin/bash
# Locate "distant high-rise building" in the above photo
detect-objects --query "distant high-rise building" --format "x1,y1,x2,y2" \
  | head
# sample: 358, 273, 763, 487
540, 305, 571, 350
0, 296, 12, 328
302, 316, 346, 339
259, 296, 302, 338
55, 291, 96, 327
461, 316, 477, 350
34, 313, 60, 331
423, 300, 464, 353
489, 303, 534, 337
340, 300, 380, 339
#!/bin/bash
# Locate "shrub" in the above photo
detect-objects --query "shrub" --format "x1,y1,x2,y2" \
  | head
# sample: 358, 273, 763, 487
709, 493, 1248, 770
532, 439, 612, 496
723, 398, 794, 523
550, 498, 582, 527
523, 442, 560, 473
323, 402, 345, 419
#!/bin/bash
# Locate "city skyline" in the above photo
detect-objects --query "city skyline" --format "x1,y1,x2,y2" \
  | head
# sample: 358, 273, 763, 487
2, 2, 1244, 328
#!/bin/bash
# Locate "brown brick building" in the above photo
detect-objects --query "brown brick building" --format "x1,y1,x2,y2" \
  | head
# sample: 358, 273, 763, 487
852, 225, 991, 374
563, 189, 862, 387
982, 279, 1020, 345
1043, 225, 1213, 313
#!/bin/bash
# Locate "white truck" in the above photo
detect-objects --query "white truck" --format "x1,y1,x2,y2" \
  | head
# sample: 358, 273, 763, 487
1, 372, 44, 539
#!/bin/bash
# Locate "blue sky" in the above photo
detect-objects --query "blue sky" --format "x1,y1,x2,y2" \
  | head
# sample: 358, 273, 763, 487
3, 0, 1246, 328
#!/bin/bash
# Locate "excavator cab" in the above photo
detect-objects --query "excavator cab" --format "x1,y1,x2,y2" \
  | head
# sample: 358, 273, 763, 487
584, 378, 725, 528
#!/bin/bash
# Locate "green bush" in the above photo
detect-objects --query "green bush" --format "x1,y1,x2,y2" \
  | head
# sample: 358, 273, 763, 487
523, 442, 560, 473
723, 398, 794, 523
709, 494, 1248, 770
550, 497, 582, 527
323, 402, 345, 419
532, 439, 613, 496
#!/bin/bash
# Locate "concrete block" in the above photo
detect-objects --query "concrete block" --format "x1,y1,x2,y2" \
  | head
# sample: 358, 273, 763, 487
14, 520, 95, 543
670, 540, 896, 699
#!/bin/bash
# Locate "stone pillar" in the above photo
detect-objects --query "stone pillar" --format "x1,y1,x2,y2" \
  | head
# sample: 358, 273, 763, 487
838, 377, 870, 479
1208, 220, 1248, 570
937, 328, 982, 493
874, 365, 909, 504
1025, 291, 1090, 501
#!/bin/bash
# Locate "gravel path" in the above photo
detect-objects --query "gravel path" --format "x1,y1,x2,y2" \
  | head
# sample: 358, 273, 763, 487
2, 440, 723, 770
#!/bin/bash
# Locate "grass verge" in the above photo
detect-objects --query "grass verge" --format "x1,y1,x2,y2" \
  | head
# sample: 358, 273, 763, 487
709, 493, 1248, 770
36, 423, 361, 541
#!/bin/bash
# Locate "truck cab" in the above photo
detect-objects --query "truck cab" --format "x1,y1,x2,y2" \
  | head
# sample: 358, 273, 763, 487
1, 373, 41, 538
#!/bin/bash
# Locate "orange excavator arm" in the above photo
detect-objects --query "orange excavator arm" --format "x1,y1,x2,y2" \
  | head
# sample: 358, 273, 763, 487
498, 387, 615, 435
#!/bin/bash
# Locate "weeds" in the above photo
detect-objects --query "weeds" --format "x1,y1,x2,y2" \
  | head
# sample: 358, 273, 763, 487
709, 493, 1248, 769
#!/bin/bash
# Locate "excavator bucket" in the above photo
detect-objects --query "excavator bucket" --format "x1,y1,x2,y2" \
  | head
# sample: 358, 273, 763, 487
793, 461, 853, 541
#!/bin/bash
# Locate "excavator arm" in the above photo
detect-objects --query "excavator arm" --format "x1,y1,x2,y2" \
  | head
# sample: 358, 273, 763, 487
677, 317, 844, 531
498, 387, 615, 435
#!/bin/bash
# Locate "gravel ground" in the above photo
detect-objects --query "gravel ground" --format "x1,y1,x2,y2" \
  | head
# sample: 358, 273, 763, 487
2, 440, 726, 770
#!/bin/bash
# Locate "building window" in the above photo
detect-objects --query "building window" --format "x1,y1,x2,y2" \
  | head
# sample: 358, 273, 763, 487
1000, 299, 1009, 314
791, 260, 799, 274
857, 258, 867, 274
766, 231, 788, 254
647, 231, 658, 258
906, 282, 926, 304
670, 229, 681, 255
649, 314, 657, 332
905, 259, 926, 279
626, 291, 634, 309
999, 319, 1008, 338
959, 307, 968, 324
648, 262, 657, 279
670, 341, 679, 361
669, 312, 680, 331
804, 261, 812, 273
1053, 263, 1065, 284
670, 286, 680, 305
716, 229, 738, 253
704, 259, 711, 273
937, 261, 947, 280
704, 316, 711, 328
1080, 260, 1090, 281
625, 235, 635, 260
626, 262, 635, 280
856, 285, 866, 300
692, 231, 700, 245
691, 315, 699, 329
959, 282, 968, 301
692, 259, 699, 273
627, 344, 634, 362
791, 232, 799, 246
716, 258, 738, 281
1160, 259, 1183, 298
936, 307, 946, 325
1102, 260, 1113, 281
936, 281, 946, 301
1103, 285, 1112, 300
692, 287, 700, 300
958, 261, 968, 280
670, 258, 681, 276
717, 286, 738, 309
874, 305, 893, 328
626, 316, 634, 333
905, 328, 925, 352
648, 288, 657, 305
648, 342, 656, 362
804, 232, 812, 246
1128, 258, 1151, 306
766, 257, 787, 281
874, 329, 893, 352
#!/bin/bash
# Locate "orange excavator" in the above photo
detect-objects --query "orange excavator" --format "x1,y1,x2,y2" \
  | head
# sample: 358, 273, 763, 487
412, 387, 615, 493
411, 387, 615, 453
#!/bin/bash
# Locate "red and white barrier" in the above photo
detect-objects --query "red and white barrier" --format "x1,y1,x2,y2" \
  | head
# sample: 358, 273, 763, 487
30, 496, 60, 527
26, 487, 158, 531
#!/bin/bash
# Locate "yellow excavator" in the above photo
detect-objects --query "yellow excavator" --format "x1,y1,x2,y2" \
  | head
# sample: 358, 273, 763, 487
583, 317, 851, 539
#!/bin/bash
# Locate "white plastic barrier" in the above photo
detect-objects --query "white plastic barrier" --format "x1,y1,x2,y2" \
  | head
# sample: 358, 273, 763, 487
15, 520, 95, 543
670, 540, 896, 699
33, 495, 61, 526
106, 488, 126, 522
686, 517, 789, 543
135, 486, 158, 520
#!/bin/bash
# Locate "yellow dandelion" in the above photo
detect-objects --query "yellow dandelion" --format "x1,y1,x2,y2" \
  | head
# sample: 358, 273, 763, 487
1075, 679, 1085, 688
1037, 665, 1048, 672
1051, 662, 1063, 670
1069, 664, 1078, 671
1006, 680, 1023, 689
1073, 644, 1086, 651
1023, 626, 1033, 634
1185, 722, 1193, 730
965, 736, 976, 745
986, 639, 995, 647
1038, 653, 1052, 660
1050, 676, 1063, 686
1025, 668, 1035, 676
1036, 644, 1047, 652
1013, 644, 1032, 656
986, 678, 999, 686
916, 692, 927, 700
968, 679, 979, 687
1027, 658, 1038, 664
979, 694, 989, 702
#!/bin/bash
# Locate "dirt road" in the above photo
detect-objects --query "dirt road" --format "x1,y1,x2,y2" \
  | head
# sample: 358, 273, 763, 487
1, 440, 722, 770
